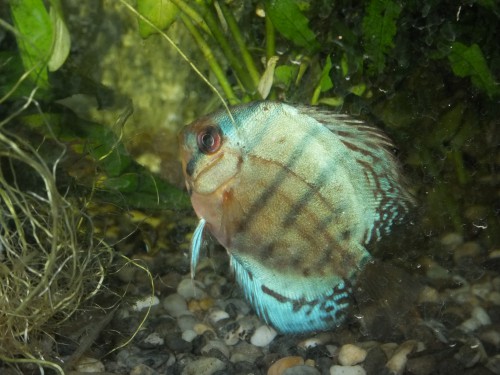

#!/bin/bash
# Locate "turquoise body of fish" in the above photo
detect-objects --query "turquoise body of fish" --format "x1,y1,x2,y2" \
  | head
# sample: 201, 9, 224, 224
179, 101, 414, 333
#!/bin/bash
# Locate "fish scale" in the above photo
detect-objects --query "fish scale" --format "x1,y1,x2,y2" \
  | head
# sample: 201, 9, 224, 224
179, 101, 414, 333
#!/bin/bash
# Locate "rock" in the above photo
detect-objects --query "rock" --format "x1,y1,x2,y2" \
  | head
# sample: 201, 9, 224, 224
460, 306, 492, 332
164, 333, 192, 352
201, 339, 231, 359
137, 332, 165, 349
284, 364, 321, 375
268, 356, 304, 375
230, 341, 263, 363
130, 364, 159, 375
182, 329, 198, 342
440, 232, 464, 249
251, 325, 278, 347
181, 357, 226, 375
177, 278, 207, 299
75, 356, 105, 372
115, 347, 169, 370
163, 293, 188, 317
329, 365, 366, 375
454, 338, 487, 368
337, 344, 367, 366
406, 354, 437, 375
363, 346, 387, 375
418, 286, 440, 303
208, 309, 230, 324
453, 241, 482, 264
177, 314, 199, 332
385, 340, 417, 375
486, 354, 500, 375
132, 296, 160, 312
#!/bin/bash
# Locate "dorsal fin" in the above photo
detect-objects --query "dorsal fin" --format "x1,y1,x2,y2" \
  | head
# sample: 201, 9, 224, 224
298, 106, 415, 242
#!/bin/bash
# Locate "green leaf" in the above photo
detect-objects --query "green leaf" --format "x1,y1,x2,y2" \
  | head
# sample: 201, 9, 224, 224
274, 65, 298, 88
10, 0, 53, 87
362, 0, 401, 74
48, 6, 71, 72
448, 42, 499, 98
319, 55, 333, 92
137, 0, 180, 38
20, 112, 191, 210
264, 0, 319, 50
311, 55, 333, 104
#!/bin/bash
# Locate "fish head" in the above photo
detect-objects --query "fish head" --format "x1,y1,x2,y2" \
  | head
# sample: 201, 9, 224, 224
178, 110, 243, 227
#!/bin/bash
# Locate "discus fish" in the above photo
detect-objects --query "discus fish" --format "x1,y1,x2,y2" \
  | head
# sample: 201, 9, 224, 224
179, 101, 414, 333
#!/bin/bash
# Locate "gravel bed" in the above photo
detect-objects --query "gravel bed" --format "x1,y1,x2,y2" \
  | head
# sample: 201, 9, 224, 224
71, 207, 500, 375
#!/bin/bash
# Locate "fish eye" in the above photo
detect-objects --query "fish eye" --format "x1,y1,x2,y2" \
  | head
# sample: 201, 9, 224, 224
197, 126, 221, 154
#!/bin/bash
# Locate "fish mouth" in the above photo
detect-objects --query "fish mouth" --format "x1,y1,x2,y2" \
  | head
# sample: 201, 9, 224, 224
185, 151, 225, 194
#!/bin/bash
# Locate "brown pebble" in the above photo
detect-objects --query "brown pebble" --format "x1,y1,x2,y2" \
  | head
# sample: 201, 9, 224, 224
267, 356, 304, 375
199, 297, 215, 310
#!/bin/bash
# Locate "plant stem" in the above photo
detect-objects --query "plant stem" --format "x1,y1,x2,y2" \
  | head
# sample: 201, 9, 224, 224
265, 14, 275, 62
169, 0, 212, 35
218, 2, 261, 88
180, 13, 239, 105
197, 2, 255, 93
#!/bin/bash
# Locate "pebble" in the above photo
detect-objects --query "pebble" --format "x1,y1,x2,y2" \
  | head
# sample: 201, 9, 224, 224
177, 278, 207, 299
194, 323, 214, 335
115, 347, 170, 370
268, 356, 304, 375
230, 341, 263, 363
454, 242, 482, 264
283, 365, 321, 375
201, 339, 231, 359
163, 293, 188, 317
131, 296, 160, 312
440, 232, 464, 248
418, 286, 440, 303
329, 365, 366, 375
489, 291, 500, 305
141, 332, 164, 348
208, 308, 230, 324
181, 357, 226, 375
486, 354, 500, 375
460, 306, 492, 332
130, 364, 158, 375
405, 355, 436, 375
385, 340, 417, 375
337, 344, 367, 366
75, 356, 105, 372
177, 314, 198, 331
454, 337, 487, 368
181, 329, 198, 342
251, 325, 278, 347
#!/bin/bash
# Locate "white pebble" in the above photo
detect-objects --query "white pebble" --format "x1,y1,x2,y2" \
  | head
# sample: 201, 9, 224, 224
471, 281, 492, 300
338, 344, 367, 366
208, 308, 230, 324
177, 278, 207, 299
177, 314, 198, 331
75, 356, 105, 373
143, 332, 164, 346
163, 293, 188, 317
460, 306, 492, 332
386, 340, 417, 375
250, 325, 277, 347
131, 295, 159, 312
182, 329, 198, 342
330, 365, 366, 375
